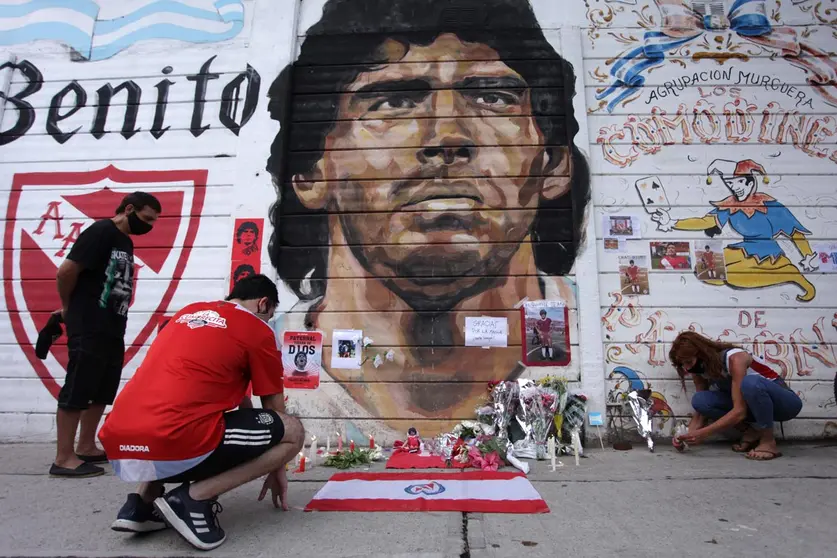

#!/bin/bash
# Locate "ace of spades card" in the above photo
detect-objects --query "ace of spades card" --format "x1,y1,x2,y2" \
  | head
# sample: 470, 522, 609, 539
635, 176, 671, 214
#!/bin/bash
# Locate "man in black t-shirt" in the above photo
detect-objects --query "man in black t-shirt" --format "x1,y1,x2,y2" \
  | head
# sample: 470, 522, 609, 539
50, 191, 162, 478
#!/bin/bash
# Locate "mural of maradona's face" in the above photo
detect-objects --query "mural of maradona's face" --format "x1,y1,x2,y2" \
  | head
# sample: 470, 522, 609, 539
295, 34, 571, 309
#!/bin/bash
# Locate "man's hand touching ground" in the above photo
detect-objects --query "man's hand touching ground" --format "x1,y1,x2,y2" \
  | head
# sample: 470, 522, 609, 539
258, 468, 289, 510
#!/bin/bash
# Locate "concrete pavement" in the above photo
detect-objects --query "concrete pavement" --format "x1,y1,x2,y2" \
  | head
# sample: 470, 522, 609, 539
1, 442, 836, 558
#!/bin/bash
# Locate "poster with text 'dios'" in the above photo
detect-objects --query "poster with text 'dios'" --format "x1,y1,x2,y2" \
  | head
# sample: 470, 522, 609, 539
282, 331, 323, 389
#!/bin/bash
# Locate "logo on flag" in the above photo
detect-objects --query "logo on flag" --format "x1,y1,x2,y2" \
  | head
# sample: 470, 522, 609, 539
2, 165, 207, 399
404, 482, 446, 496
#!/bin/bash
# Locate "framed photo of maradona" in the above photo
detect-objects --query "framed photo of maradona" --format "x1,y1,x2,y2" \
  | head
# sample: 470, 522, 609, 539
520, 300, 570, 367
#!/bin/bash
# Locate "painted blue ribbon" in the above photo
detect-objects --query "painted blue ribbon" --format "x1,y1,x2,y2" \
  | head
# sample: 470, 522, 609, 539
596, 0, 774, 112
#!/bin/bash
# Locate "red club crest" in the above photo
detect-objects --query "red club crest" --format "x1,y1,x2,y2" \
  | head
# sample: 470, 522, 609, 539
2, 165, 206, 399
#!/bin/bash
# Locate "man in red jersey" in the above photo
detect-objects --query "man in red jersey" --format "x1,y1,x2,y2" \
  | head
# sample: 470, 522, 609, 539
98, 275, 304, 551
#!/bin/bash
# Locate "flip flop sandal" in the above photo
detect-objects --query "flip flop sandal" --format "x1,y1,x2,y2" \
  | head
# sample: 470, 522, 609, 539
49, 462, 105, 478
732, 439, 760, 453
77, 453, 108, 464
745, 450, 783, 461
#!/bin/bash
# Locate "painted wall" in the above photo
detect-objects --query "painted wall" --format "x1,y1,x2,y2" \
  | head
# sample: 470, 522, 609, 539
0, 0, 833, 443
587, 0, 837, 438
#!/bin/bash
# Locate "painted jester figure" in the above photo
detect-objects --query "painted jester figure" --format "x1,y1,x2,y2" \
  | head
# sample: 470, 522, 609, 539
652, 159, 819, 301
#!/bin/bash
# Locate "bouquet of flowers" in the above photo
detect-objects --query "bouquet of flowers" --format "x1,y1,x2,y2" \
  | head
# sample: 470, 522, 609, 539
561, 390, 588, 458
488, 380, 519, 448
538, 375, 569, 436
518, 385, 560, 460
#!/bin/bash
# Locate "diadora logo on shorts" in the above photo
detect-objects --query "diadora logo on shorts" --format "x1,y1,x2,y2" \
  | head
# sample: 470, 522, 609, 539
176, 310, 227, 329
120, 444, 150, 452
404, 481, 446, 496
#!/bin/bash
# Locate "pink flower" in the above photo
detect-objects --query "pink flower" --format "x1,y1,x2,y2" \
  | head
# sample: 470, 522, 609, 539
467, 446, 485, 469
480, 451, 501, 471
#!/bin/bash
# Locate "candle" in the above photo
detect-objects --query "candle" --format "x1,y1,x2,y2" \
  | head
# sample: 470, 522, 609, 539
369, 435, 375, 449
326, 435, 331, 455
309, 436, 318, 464
337, 432, 343, 452
299, 454, 306, 473
548, 437, 556, 472
350, 439, 355, 452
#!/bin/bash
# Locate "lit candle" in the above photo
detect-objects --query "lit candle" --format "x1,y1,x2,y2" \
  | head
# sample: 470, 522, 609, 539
350, 439, 355, 452
369, 435, 375, 449
299, 454, 306, 473
337, 432, 343, 452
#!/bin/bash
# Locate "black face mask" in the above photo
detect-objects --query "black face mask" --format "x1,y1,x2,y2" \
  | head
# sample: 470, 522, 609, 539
128, 211, 153, 235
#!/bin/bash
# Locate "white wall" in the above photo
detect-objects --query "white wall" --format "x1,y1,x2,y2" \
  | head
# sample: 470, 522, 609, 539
0, 0, 834, 443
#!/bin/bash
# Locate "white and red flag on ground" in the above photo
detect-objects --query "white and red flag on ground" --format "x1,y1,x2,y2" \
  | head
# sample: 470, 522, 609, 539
304, 471, 549, 513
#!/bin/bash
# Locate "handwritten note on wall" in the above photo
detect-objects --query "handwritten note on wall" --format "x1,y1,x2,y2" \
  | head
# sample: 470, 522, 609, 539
464, 317, 509, 348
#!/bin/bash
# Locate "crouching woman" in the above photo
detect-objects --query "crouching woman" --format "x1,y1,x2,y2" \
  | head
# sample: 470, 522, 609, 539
670, 331, 802, 460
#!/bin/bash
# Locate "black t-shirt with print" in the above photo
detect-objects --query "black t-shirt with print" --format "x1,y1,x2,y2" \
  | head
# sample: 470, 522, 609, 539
65, 219, 135, 338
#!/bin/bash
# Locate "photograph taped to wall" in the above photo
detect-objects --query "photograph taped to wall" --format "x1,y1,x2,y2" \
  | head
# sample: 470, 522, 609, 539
331, 329, 362, 370
649, 241, 692, 271
282, 331, 323, 389
520, 300, 569, 366
811, 242, 837, 272
603, 214, 641, 239
635, 176, 670, 214
618, 255, 650, 295
603, 238, 625, 253
693, 241, 727, 282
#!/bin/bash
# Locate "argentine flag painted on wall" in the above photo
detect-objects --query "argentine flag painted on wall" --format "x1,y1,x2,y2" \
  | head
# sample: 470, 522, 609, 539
0, 0, 245, 61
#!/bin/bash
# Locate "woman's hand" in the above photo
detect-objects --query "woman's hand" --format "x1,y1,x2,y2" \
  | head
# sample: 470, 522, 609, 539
258, 468, 289, 510
678, 428, 708, 446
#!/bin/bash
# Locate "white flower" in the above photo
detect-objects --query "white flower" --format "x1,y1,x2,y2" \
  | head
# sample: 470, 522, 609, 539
385, 349, 395, 362
373, 354, 383, 368
363, 336, 374, 347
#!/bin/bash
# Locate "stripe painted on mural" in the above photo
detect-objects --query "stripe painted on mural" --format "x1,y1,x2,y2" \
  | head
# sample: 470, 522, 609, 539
0, 0, 244, 61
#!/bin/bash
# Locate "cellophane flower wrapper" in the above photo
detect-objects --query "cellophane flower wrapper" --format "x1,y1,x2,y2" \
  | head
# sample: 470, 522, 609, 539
512, 379, 538, 459
518, 385, 559, 459
561, 391, 587, 456
627, 390, 655, 452
475, 405, 496, 436
489, 380, 519, 449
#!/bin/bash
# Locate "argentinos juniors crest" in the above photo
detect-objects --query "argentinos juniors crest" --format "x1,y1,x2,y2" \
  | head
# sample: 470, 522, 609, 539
2, 166, 206, 399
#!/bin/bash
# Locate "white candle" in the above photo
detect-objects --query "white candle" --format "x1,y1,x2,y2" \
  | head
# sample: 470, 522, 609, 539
326, 435, 331, 455
548, 437, 556, 472
309, 436, 318, 464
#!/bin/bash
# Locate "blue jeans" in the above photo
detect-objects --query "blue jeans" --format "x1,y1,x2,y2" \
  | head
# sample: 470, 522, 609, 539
691, 375, 803, 430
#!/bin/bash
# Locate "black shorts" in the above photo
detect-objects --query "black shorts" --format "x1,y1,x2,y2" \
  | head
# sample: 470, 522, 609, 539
57, 334, 125, 410
160, 409, 285, 484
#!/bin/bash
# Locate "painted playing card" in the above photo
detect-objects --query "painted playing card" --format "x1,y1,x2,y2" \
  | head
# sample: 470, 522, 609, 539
635, 176, 670, 214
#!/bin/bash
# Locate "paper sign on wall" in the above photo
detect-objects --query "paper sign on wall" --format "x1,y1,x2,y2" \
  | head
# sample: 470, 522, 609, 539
812, 242, 837, 272
464, 317, 508, 348
229, 218, 264, 291
331, 329, 363, 369
282, 331, 323, 389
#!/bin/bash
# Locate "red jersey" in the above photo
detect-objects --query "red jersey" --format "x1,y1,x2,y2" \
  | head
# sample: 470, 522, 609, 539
535, 318, 553, 335
702, 251, 716, 269
661, 255, 690, 269
626, 265, 640, 281
99, 301, 283, 462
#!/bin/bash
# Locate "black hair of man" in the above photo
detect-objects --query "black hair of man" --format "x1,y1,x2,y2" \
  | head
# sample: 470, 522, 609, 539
236, 221, 260, 242
225, 273, 279, 306
265, 0, 591, 301
115, 191, 162, 215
